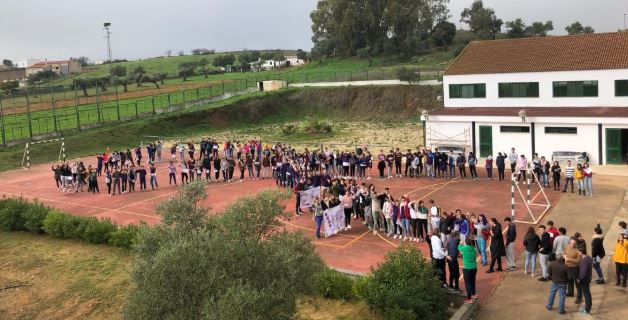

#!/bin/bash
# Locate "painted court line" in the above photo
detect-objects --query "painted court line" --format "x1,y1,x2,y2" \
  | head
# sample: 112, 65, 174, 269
342, 230, 371, 248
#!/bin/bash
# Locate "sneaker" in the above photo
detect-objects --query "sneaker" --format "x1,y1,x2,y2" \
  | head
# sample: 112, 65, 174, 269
558, 310, 566, 314
531, 273, 535, 278
595, 279, 605, 284
347, 225, 352, 229
464, 298, 473, 304
471, 295, 478, 300
579, 310, 590, 315
373, 231, 378, 235
574, 299, 582, 304
538, 277, 548, 282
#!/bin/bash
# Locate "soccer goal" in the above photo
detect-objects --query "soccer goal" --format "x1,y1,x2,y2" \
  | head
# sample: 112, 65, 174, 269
22, 137, 66, 169
510, 165, 551, 225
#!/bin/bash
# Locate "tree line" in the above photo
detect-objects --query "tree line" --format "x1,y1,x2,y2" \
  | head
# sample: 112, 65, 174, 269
310, 0, 597, 59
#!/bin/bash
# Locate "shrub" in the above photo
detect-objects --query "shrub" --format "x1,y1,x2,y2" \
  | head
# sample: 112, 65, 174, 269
302, 119, 332, 133
313, 268, 354, 300
108, 224, 141, 248
352, 275, 369, 299
383, 306, 417, 320
362, 247, 447, 320
281, 124, 297, 135
80, 217, 117, 244
23, 201, 50, 233
43, 210, 82, 239
0, 197, 29, 231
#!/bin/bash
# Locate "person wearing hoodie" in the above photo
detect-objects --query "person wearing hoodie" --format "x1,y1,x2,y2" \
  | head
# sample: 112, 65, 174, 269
611, 233, 628, 287
484, 155, 494, 180
591, 223, 606, 284
577, 247, 593, 315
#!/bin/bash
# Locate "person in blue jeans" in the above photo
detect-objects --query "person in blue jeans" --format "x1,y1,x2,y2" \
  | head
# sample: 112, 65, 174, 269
547, 256, 569, 314
311, 197, 324, 239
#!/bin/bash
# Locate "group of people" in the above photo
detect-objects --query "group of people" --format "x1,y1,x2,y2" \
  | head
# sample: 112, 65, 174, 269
542, 221, 628, 315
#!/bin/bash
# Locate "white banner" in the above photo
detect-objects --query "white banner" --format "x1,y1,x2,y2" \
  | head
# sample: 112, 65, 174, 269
323, 204, 346, 238
300, 187, 321, 209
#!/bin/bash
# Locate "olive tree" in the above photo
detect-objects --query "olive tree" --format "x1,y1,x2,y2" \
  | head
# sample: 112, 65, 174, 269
124, 181, 324, 320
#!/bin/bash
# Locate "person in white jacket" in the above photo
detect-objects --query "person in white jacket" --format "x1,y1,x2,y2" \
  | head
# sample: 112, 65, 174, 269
431, 228, 447, 287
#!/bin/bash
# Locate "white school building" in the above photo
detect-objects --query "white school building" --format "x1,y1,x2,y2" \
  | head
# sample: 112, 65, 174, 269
424, 32, 628, 165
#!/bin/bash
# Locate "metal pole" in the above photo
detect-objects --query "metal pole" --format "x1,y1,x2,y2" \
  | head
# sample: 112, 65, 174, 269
135, 101, 139, 118
209, 86, 212, 99
51, 87, 58, 132
511, 177, 515, 218
74, 83, 81, 130
526, 168, 531, 204
95, 80, 101, 124
167, 93, 171, 107
115, 80, 121, 121
0, 97, 5, 144
25, 86, 33, 139
152, 96, 156, 114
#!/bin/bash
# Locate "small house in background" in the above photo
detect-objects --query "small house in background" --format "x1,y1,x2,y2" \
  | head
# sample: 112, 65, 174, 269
26, 60, 82, 76
0, 68, 27, 82
15, 59, 42, 68
261, 59, 286, 70
257, 80, 287, 92
285, 56, 305, 67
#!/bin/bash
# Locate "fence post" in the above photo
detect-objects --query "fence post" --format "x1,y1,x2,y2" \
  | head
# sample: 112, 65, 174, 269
366, 70, 369, 81
222, 81, 225, 94
196, 87, 200, 100
152, 96, 156, 114
51, 87, 58, 132
349, 71, 353, 81
95, 80, 102, 124
74, 83, 81, 130
25, 86, 33, 139
183, 91, 186, 104
305, 73, 308, 82
209, 86, 213, 99
167, 93, 171, 107
114, 81, 121, 121
135, 101, 139, 118
0, 97, 5, 144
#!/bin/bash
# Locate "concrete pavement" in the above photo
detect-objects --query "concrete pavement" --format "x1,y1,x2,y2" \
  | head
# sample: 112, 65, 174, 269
475, 173, 628, 320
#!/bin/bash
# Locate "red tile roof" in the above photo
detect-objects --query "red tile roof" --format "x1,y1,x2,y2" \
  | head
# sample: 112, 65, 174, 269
430, 107, 628, 118
28, 60, 73, 68
445, 32, 628, 76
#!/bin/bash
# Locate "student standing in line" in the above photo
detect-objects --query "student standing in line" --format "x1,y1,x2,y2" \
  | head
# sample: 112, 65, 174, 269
128, 167, 136, 193
111, 167, 121, 196
474, 214, 489, 266
311, 196, 324, 239
446, 231, 461, 293
582, 162, 593, 197
612, 233, 628, 287
137, 166, 147, 191
496, 152, 507, 181
578, 247, 593, 315
487, 217, 505, 273
105, 170, 112, 195
484, 155, 493, 180
564, 237, 582, 300
551, 161, 561, 191
120, 168, 128, 194
523, 226, 540, 277
508, 148, 518, 174
538, 225, 552, 281
562, 160, 575, 193
459, 236, 478, 304
468, 152, 478, 180
88, 166, 99, 194
167, 161, 177, 186
504, 217, 517, 271
431, 227, 447, 288
149, 164, 159, 190
546, 256, 568, 315
456, 153, 467, 179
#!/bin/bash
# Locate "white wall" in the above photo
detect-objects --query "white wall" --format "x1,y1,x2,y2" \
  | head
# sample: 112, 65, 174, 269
443, 69, 628, 108
426, 115, 628, 165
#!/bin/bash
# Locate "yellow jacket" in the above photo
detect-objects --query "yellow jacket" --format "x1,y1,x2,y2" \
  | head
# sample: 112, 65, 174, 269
574, 169, 584, 180
612, 239, 628, 264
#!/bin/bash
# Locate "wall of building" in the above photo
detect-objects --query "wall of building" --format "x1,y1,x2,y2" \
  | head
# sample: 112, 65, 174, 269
443, 69, 628, 108
426, 115, 628, 165
0, 69, 26, 82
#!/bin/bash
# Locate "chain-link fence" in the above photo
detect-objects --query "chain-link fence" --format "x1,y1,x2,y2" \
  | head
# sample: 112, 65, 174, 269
0, 68, 443, 145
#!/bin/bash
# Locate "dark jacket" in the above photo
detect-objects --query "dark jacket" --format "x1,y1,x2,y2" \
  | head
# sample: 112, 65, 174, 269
591, 236, 605, 259
490, 223, 506, 256
578, 255, 593, 284
523, 233, 541, 253
548, 260, 569, 284
496, 155, 506, 168
506, 223, 517, 245
539, 232, 552, 255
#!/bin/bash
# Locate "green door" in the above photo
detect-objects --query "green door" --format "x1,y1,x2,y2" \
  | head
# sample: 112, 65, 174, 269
606, 128, 622, 164
479, 125, 493, 158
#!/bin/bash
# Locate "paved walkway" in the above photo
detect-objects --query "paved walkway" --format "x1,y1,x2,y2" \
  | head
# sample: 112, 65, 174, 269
476, 173, 628, 319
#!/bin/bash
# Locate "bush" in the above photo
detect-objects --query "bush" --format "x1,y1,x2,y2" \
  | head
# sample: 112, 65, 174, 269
302, 119, 332, 133
383, 307, 417, 320
108, 224, 141, 248
80, 217, 117, 244
362, 247, 447, 320
281, 124, 297, 135
352, 275, 369, 299
313, 268, 354, 300
23, 201, 50, 233
0, 197, 29, 231
42, 210, 82, 239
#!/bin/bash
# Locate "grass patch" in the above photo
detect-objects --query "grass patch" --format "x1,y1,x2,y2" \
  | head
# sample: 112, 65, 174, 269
0, 231, 379, 320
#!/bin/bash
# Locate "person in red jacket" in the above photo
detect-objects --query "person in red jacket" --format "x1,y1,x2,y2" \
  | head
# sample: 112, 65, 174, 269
547, 220, 560, 246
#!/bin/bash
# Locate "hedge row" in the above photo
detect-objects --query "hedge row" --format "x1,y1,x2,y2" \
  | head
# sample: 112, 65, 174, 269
0, 197, 140, 248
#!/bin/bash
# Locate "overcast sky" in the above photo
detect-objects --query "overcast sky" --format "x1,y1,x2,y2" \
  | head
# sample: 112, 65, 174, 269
1, 0, 626, 61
